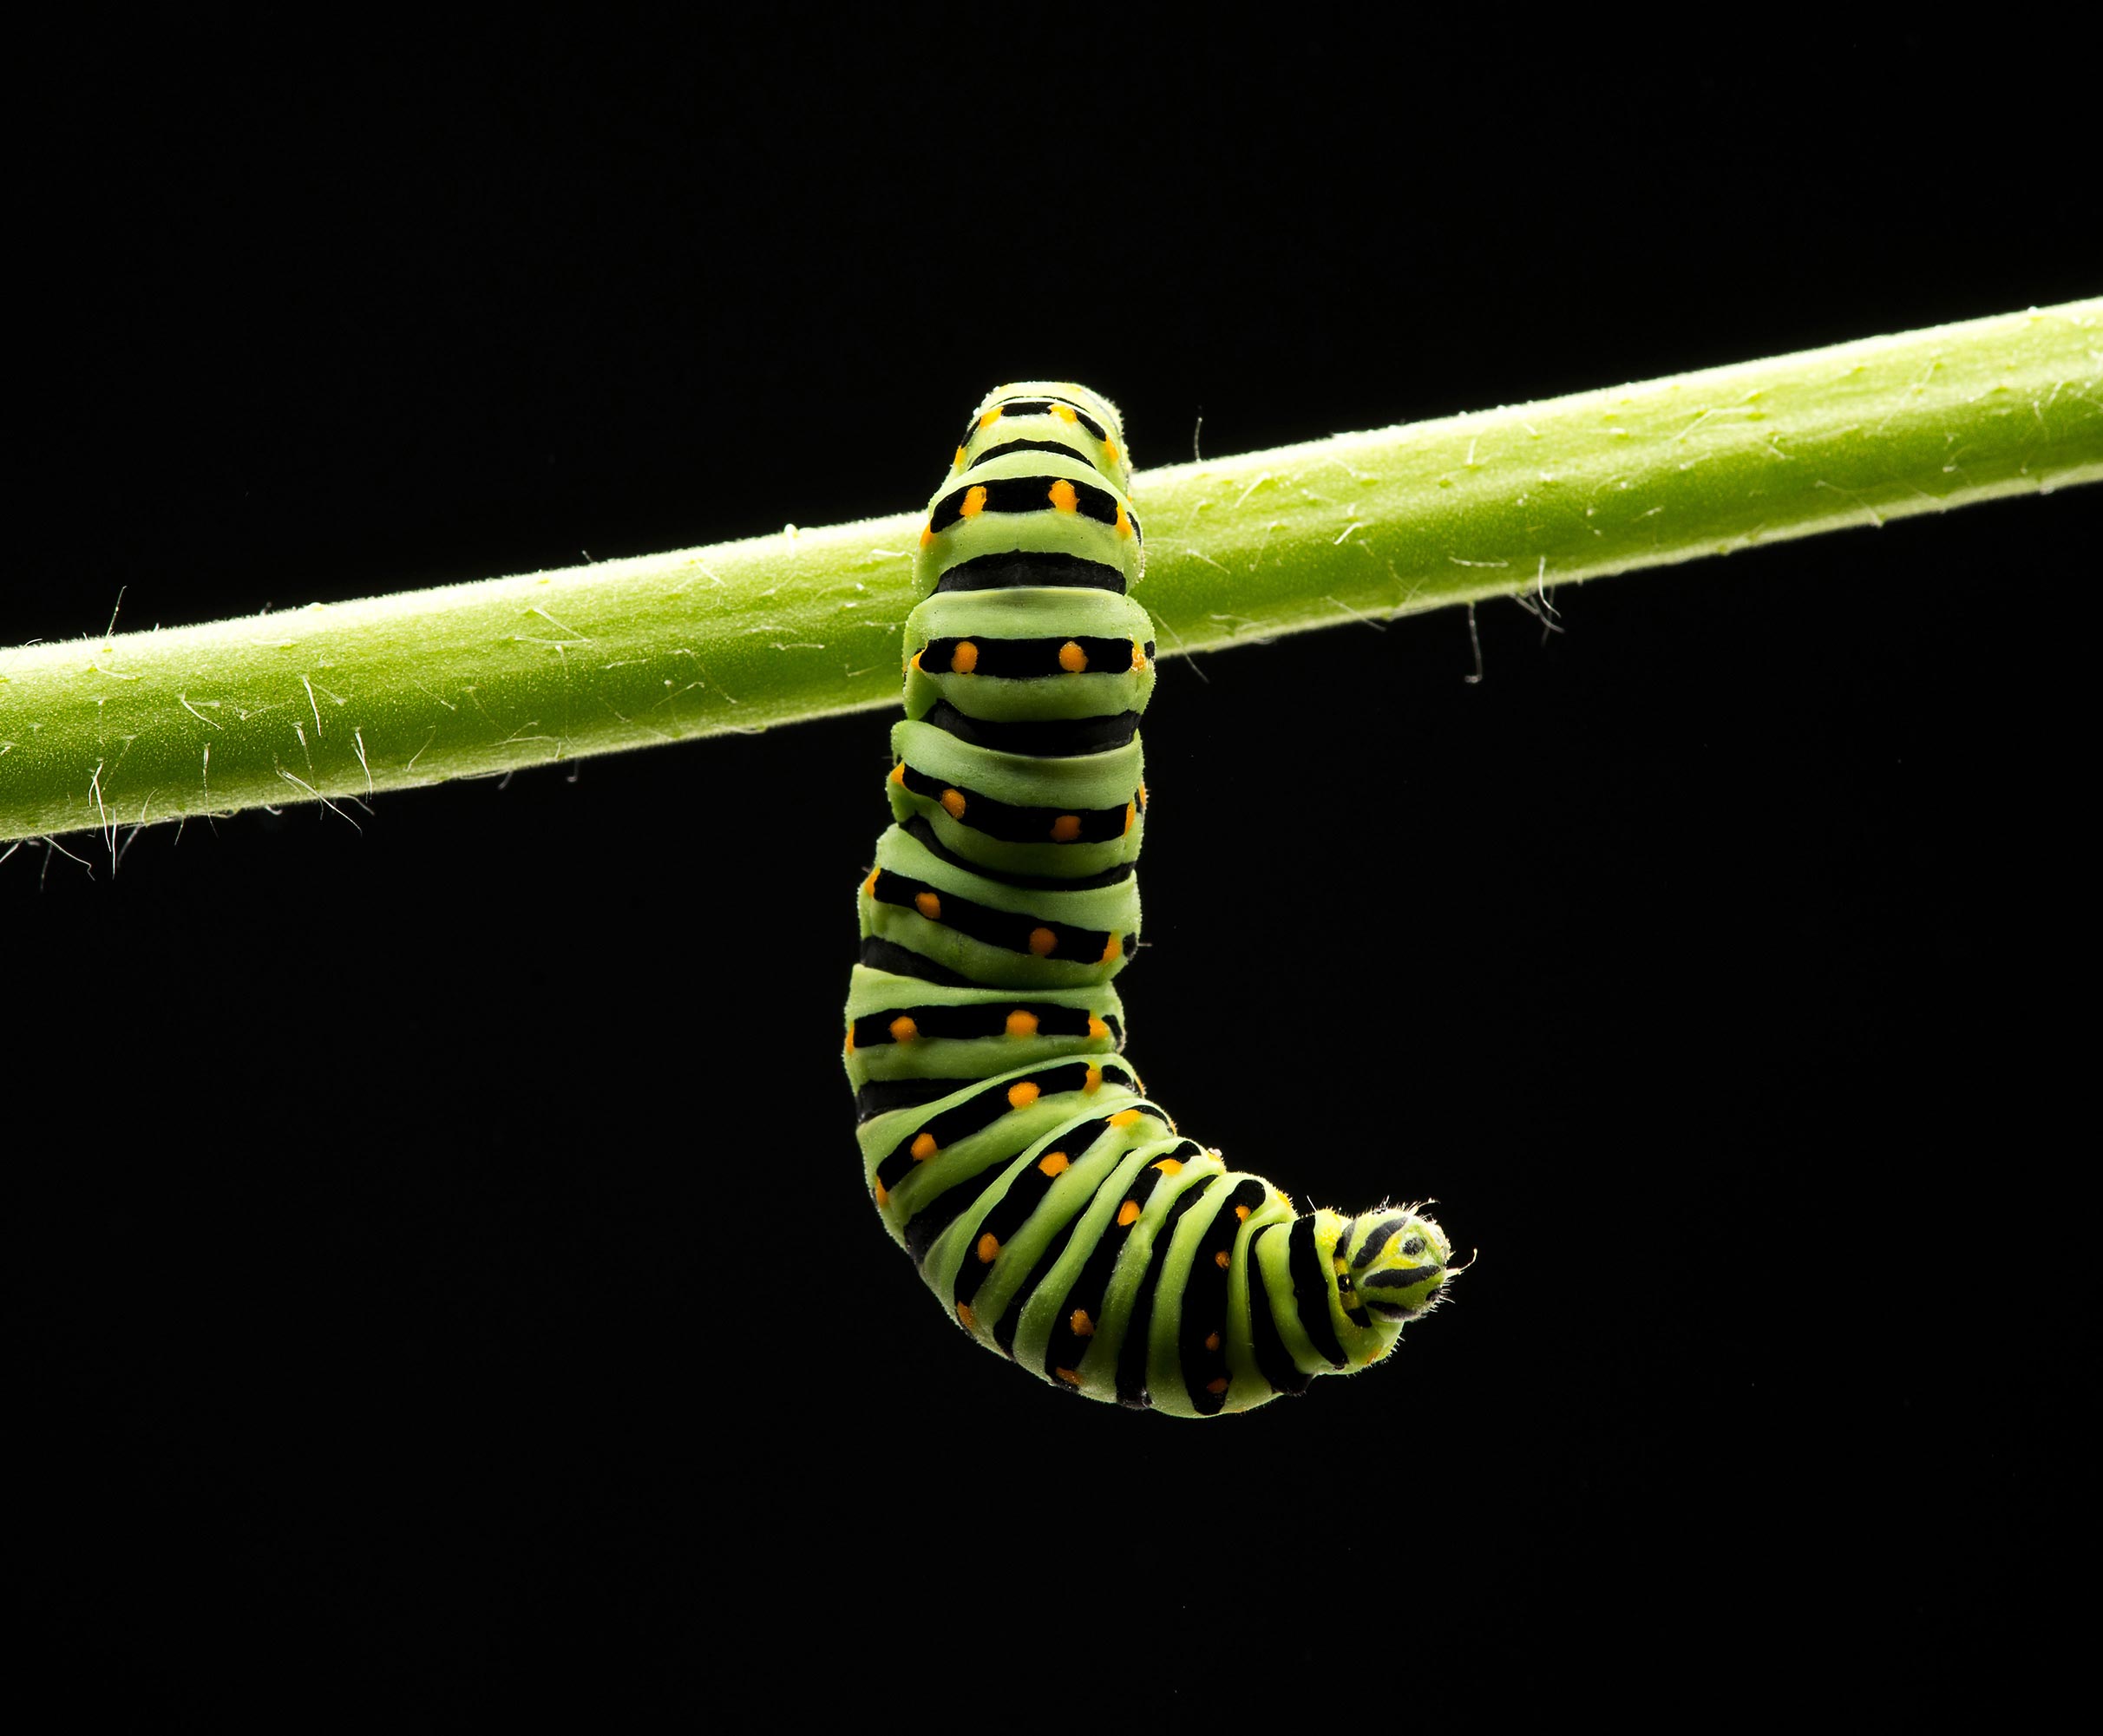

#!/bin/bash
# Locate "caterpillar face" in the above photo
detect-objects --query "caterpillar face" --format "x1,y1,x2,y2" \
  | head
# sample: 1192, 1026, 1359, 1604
1339, 1209, 1454, 1324
850, 383, 1458, 1414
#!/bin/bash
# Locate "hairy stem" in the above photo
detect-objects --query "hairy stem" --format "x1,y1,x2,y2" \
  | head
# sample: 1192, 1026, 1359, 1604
5, 299, 2100, 847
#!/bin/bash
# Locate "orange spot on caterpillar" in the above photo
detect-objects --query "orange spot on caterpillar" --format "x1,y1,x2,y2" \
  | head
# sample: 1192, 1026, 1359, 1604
1114, 501, 1132, 538
888, 762, 907, 787
1122, 803, 1136, 835
1007, 1081, 1041, 1110
914, 891, 941, 921
976, 1232, 1000, 1264
979, 408, 1003, 429
1117, 1200, 1141, 1228
1005, 1009, 1039, 1038
1058, 640, 1088, 673
1130, 640, 1146, 671
919, 523, 935, 547
952, 445, 966, 470
950, 640, 979, 674
960, 485, 988, 518
1086, 1016, 1109, 1040
1028, 927, 1058, 957
1204, 1331, 1222, 1353
1153, 1157, 1183, 1176
1206, 1376, 1230, 1394
862, 868, 880, 897
1048, 479, 1079, 513
1137, 781, 1149, 809
1214, 1250, 1231, 1269
1055, 1366, 1082, 1386
957, 1302, 975, 1327
940, 788, 966, 819
1099, 934, 1123, 965
1104, 438, 1120, 465
1083, 1066, 1103, 1093
843, 1026, 855, 1056
911, 1132, 939, 1163
888, 1015, 918, 1043
874, 1178, 889, 1208
1235, 1205, 1251, 1221
1038, 1150, 1070, 1178
1069, 1307, 1095, 1336
910, 649, 924, 671
1052, 404, 1078, 425
1049, 814, 1082, 843
1108, 1108, 1142, 1128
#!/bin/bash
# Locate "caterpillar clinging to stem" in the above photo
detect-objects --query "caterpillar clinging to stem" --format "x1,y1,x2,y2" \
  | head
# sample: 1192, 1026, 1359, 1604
845, 383, 1453, 1415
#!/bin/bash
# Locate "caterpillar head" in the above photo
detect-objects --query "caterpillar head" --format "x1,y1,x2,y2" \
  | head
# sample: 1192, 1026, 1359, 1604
1339, 1205, 1454, 1326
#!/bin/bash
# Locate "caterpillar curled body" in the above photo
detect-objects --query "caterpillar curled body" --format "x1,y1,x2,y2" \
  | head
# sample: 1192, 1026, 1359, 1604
845, 383, 1452, 1415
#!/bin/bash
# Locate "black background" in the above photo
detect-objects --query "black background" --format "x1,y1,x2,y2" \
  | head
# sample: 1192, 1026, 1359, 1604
12, 16, 2096, 1715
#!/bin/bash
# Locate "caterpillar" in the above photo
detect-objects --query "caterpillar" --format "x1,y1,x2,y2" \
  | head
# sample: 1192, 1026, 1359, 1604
845, 382, 1453, 1415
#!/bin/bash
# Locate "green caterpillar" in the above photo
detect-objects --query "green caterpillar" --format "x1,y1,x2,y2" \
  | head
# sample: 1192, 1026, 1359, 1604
845, 383, 1452, 1414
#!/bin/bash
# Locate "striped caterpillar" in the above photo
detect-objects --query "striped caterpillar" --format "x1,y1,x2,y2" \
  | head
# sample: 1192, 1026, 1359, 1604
845, 383, 1452, 1415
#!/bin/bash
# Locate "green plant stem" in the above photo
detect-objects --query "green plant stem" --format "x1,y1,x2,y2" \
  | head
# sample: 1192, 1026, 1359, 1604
5, 299, 2100, 848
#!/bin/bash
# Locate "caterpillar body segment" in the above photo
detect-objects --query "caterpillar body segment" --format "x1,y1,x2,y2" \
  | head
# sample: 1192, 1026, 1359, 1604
848, 381, 1452, 1414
